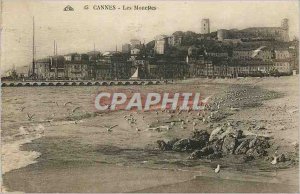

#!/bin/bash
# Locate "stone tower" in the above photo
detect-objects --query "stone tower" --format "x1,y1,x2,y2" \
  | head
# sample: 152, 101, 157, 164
201, 18, 210, 34
281, 18, 289, 42
281, 18, 289, 30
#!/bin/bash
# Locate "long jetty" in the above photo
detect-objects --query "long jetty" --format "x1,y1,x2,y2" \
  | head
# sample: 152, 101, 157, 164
1, 80, 168, 87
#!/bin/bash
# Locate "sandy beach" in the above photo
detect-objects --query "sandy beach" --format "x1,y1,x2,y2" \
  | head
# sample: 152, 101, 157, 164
1, 76, 299, 193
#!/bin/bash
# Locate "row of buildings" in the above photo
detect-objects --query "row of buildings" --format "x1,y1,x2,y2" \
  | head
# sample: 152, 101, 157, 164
32, 43, 297, 80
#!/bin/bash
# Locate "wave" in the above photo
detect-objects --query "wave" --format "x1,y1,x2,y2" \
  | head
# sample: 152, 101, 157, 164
1, 124, 45, 175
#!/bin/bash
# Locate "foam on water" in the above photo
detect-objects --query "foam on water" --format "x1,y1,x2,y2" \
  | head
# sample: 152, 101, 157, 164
1, 125, 45, 175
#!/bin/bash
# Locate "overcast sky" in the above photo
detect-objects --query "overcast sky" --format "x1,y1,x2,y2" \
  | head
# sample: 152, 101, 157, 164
1, 0, 299, 73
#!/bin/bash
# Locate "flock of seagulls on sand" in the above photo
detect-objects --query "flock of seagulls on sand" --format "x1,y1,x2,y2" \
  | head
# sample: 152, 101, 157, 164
14, 88, 279, 173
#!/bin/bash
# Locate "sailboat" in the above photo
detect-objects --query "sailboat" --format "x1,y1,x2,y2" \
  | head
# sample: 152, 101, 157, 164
130, 67, 139, 80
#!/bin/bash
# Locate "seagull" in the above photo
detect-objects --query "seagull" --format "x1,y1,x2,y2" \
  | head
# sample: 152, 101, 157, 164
201, 95, 212, 105
64, 101, 72, 106
215, 164, 221, 173
27, 113, 35, 121
72, 106, 81, 113
271, 156, 278, 165
102, 124, 118, 132
192, 125, 196, 131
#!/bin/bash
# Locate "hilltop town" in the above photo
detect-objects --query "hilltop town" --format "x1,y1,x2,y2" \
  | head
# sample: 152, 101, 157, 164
5, 18, 299, 80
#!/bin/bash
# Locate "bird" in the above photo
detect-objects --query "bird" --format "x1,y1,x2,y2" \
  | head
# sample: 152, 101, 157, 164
271, 156, 278, 165
136, 127, 141, 132
230, 107, 240, 111
27, 113, 35, 121
103, 124, 118, 132
72, 106, 81, 113
215, 164, 221, 173
64, 101, 72, 106
201, 95, 212, 105
192, 124, 196, 131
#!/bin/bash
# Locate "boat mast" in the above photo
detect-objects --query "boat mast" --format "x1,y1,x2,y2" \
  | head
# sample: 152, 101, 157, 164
32, 16, 35, 77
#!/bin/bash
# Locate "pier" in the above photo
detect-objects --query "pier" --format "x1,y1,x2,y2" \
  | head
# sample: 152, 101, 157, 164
1, 80, 167, 87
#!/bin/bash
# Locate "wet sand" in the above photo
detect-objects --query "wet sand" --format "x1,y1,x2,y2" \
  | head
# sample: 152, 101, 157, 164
136, 175, 299, 193
3, 162, 298, 193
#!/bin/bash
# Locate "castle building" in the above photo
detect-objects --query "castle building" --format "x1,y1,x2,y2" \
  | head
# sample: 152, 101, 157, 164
217, 18, 290, 42
201, 18, 210, 34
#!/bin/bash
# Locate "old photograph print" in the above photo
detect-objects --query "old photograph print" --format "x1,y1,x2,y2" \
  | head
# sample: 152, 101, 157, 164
0, 0, 299, 193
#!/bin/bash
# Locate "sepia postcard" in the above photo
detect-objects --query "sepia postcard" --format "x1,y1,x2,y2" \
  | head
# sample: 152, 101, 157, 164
0, 0, 299, 193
